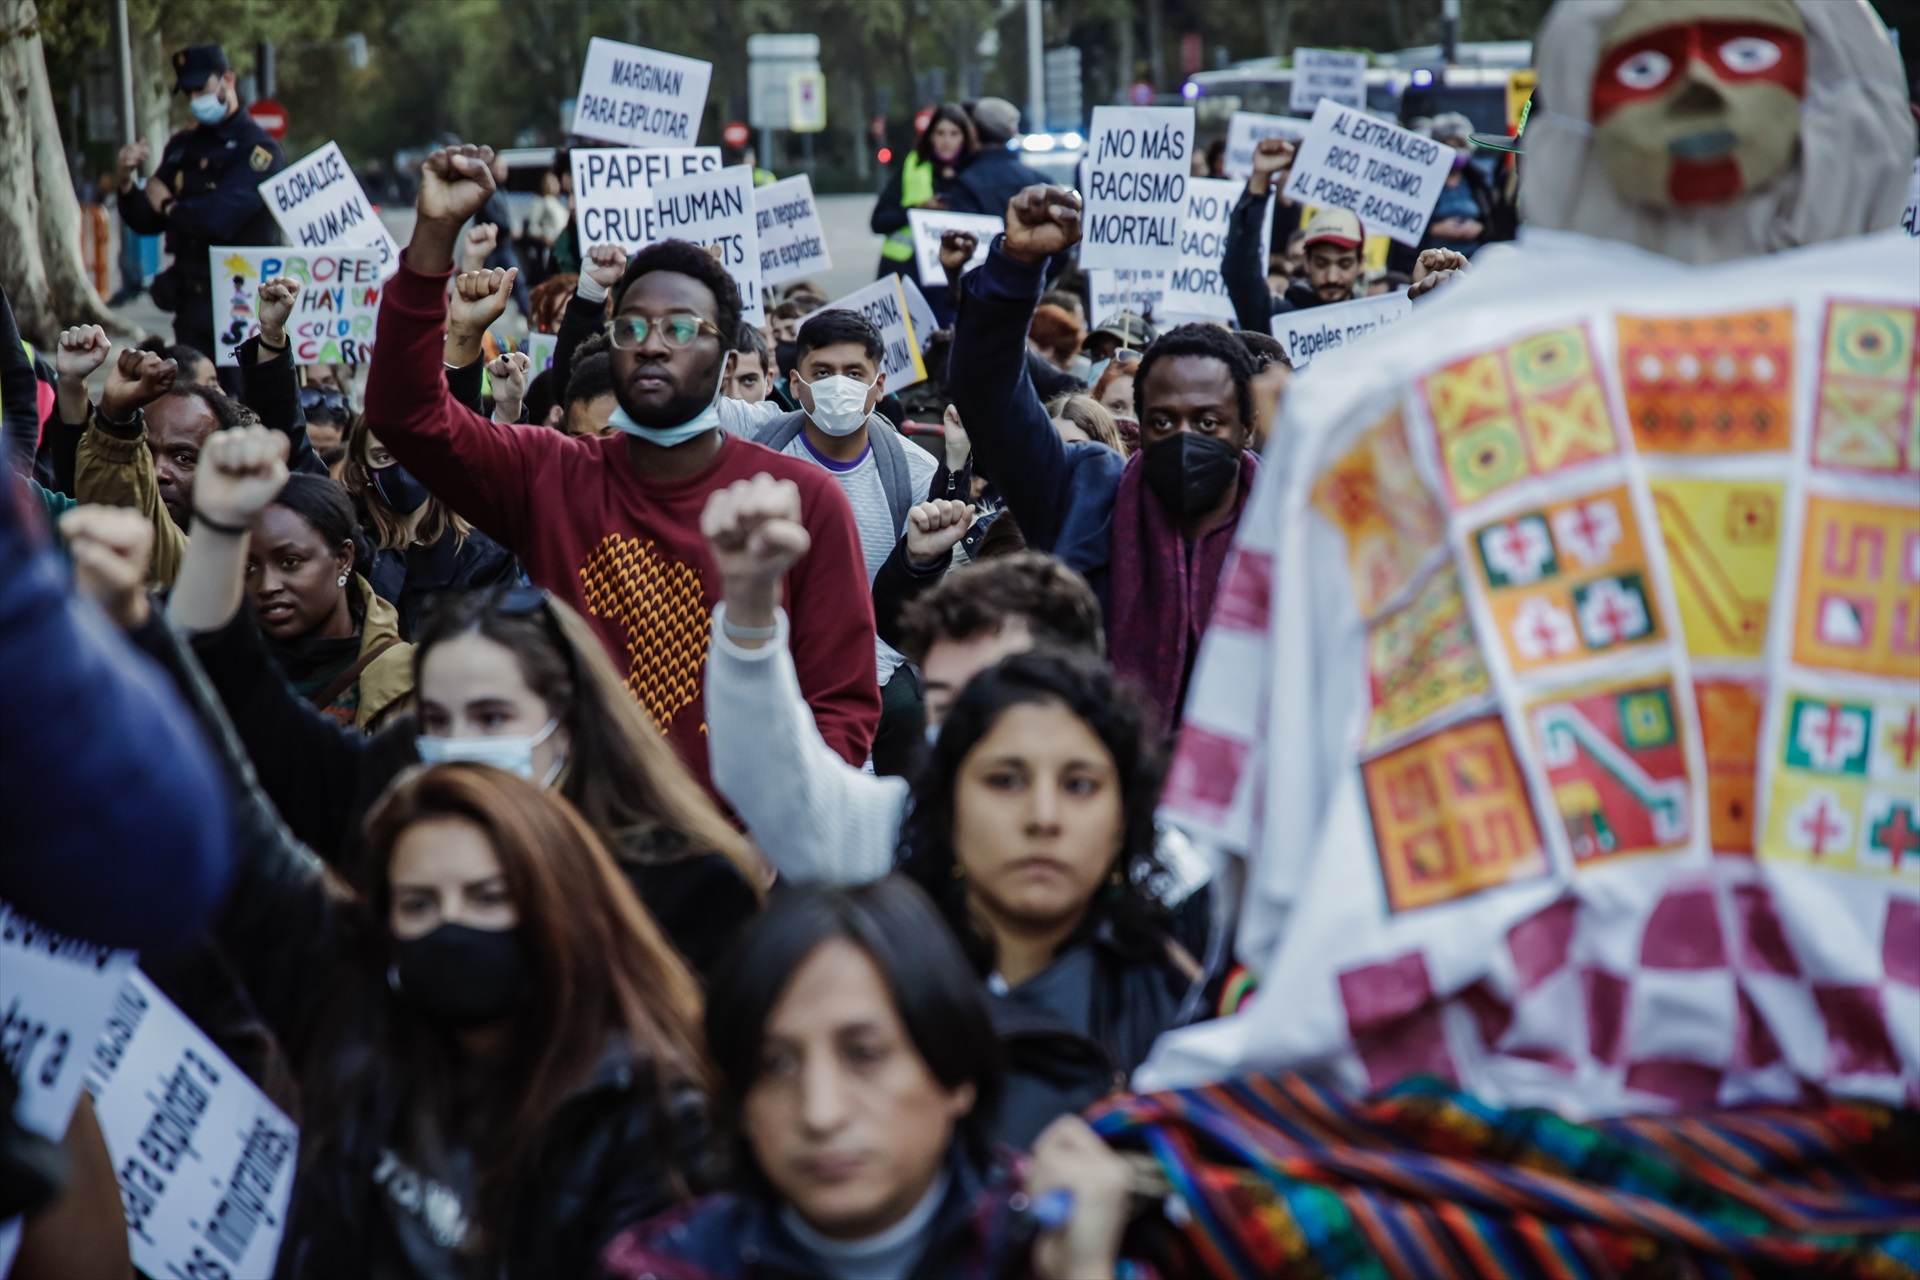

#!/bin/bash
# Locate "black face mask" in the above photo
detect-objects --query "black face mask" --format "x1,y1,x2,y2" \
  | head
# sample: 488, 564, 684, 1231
391, 924, 532, 1030
372, 463, 431, 515
1140, 431, 1242, 519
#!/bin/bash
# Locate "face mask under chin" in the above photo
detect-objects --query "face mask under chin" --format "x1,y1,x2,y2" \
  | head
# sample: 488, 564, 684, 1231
609, 353, 729, 448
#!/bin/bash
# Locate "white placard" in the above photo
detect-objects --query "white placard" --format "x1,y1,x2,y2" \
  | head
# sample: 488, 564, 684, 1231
526, 331, 557, 374
1163, 178, 1271, 323
1268, 290, 1412, 368
904, 209, 1002, 282
258, 140, 401, 281
819, 276, 926, 390
1080, 106, 1194, 270
1281, 98, 1453, 247
1224, 112, 1311, 181
1290, 48, 1369, 112
651, 165, 764, 326
1902, 157, 1919, 236
570, 146, 721, 253
755, 175, 833, 288
898, 275, 939, 354
0, 898, 138, 1276
87, 971, 298, 1280
572, 37, 712, 147
1087, 268, 1168, 325
209, 247, 386, 367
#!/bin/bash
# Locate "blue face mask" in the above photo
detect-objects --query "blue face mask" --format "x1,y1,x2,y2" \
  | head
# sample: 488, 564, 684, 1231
416, 718, 564, 788
607, 355, 727, 448
1087, 357, 1112, 386
189, 89, 226, 125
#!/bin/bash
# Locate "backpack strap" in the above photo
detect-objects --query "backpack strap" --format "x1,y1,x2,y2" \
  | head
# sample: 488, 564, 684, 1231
740, 408, 808, 452
309, 637, 402, 712
866, 417, 916, 541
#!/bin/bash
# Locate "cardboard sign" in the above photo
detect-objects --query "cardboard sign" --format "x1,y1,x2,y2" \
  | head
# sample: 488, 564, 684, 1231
572, 37, 712, 147
905, 209, 1001, 283
755, 174, 833, 287
1268, 289, 1412, 367
1081, 106, 1194, 270
525, 331, 557, 374
819, 276, 926, 390
1902, 157, 1919, 237
210, 247, 385, 366
570, 146, 721, 252
651, 164, 764, 325
87, 971, 298, 1280
1290, 48, 1369, 112
0, 899, 138, 1276
1087, 268, 1168, 325
1224, 112, 1310, 181
258, 140, 400, 280
1163, 178, 1271, 324
1281, 98, 1454, 247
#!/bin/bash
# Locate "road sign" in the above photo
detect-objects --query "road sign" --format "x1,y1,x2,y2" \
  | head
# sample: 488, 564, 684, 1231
724, 120, 751, 149
247, 98, 288, 140
790, 70, 827, 133
748, 32, 823, 132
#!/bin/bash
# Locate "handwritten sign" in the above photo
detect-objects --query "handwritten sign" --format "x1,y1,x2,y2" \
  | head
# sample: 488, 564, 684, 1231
1087, 268, 1168, 325
905, 209, 1002, 282
651, 164, 764, 325
1902, 157, 1919, 237
755, 174, 833, 287
525, 331, 557, 374
87, 971, 298, 1280
572, 37, 712, 147
1225, 112, 1310, 181
1081, 106, 1194, 270
570, 146, 721, 253
1269, 290, 1412, 368
258, 140, 400, 280
1282, 99, 1453, 247
1163, 178, 1271, 324
820, 276, 926, 390
210, 247, 385, 367
1290, 48, 1369, 112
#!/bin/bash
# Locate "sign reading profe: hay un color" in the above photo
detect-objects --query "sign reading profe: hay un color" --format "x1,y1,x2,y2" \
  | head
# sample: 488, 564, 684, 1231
755, 175, 833, 287
210, 247, 385, 366
570, 146, 721, 252
1289, 48, 1369, 112
258, 140, 400, 280
1281, 98, 1453, 247
651, 164, 764, 325
573, 37, 712, 147
1080, 106, 1194, 271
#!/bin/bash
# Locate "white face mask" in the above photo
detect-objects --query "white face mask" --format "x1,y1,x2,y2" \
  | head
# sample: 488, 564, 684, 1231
416, 717, 564, 787
801, 372, 876, 437
189, 89, 226, 124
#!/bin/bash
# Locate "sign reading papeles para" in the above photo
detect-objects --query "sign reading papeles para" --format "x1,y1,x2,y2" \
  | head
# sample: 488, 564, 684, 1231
87, 970, 299, 1280
820, 277, 926, 390
905, 209, 1001, 283
1224, 112, 1310, 181
210, 247, 385, 367
573, 37, 712, 147
651, 165, 764, 325
1163, 178, 1270, 323
1289, 48, 1368, 112
1269, 289, 1411, 368
755, 174, 833, 287
571, 146, 721, 252
1081, 106, 1193, 270
259, 140, 400, 280
1282, 98, 1453, 247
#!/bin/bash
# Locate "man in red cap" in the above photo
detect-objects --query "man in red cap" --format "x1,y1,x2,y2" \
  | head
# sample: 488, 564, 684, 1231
1220, 139, 1368, 332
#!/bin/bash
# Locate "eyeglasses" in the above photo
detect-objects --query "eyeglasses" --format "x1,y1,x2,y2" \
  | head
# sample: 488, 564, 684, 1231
300, 387, 348, 420
605, 313, 723, 351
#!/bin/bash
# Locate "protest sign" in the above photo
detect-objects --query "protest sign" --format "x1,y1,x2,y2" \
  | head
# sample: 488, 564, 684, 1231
573, 37, 712, 147
571, 146, 721, 252
1289, 48, 1369, 112
1902, 157, 1919, 236
210, 247, 385, 367
651, 165, 764, 325
1162, 178, 1270, 323
259, 140, 400, 279
755, 174, 833, 287
898, 275, 938, 357
1224, 112, 1311, 180
1282, 98, 1453, 246
525, 332, 557, 374
87, 971, 299, 1280
820, 277, 925, 390
0, 899, 137, 1275
905, 209, 1001, 282
1081, 106, 1194, 270
1087, 268, 1168, 325
1268, 289, 1411, 368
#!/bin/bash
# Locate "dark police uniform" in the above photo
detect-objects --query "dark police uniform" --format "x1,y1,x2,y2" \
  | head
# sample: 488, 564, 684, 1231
120, 45, 287, 366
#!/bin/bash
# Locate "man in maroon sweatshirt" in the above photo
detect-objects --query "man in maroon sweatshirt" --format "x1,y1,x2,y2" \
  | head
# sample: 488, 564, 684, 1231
364, 144, 879, 785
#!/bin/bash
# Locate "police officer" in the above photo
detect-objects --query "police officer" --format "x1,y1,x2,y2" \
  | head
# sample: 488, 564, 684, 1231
116, 44, 286, 373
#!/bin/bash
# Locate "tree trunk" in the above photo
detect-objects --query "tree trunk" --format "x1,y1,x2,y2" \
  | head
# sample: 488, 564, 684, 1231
1114, 7, 1134, 102
0, 0, 120, 345
1262, 0, 1290, 56
1143, 0, 1165, 91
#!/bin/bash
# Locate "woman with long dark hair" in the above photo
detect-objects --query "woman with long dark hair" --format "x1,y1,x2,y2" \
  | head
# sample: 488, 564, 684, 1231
870, 103, 977, 294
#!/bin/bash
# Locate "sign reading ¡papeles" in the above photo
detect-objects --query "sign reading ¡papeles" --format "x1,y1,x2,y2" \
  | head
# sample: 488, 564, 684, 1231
1081, 106, 1194, 270
210, 247, 385, 367
1087, 268, 1168, 325
258, 140, 400, 280
755, 174, 833, 287
820, 276, 926, 390
1224, 112, 1310, 181
1289, 48, 1369, 112
1269, 289, 1412, 368
1162, 178, 1271, 323
572, 37, 713, 147
87, 971, 299, 1280
1282, 98, 1453, 247
905, 209, 1002, 283
651, 164, 765, 325
571, 146, 722, 253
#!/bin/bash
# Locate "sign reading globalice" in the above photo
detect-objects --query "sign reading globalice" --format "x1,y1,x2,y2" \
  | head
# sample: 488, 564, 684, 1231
572, 37, 712, 147
258, 140, 400, 279
1080, 106, 1194, 270
1281, 98, 1453, 246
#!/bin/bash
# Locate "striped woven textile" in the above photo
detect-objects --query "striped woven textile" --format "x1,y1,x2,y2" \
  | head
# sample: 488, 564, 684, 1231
1087, 1074, 1920, 1279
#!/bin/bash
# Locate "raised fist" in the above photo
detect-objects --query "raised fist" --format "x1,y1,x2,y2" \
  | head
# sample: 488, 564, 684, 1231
1003, 185, 1083, 266
702, 473, 812, 587
257, 277, 301, 343
487, 350, 532, 423
1249, 136, 1296, 196
99, 348, 178, 423
447, 267, 518, 336
461, 222, 499, 273
192, 425, 290, 530
417, 144, 498, 228
59, 506, 154, 629
55, 325, 112, 382
905, 499, 973, 569
585, 243, 629, 290
116, 139, 150, 181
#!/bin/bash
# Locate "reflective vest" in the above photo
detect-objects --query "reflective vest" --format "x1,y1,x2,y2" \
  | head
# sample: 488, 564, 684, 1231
880, 153, 935, 262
